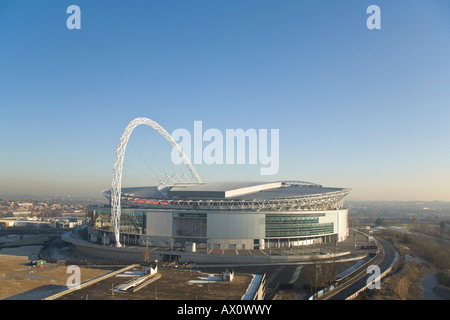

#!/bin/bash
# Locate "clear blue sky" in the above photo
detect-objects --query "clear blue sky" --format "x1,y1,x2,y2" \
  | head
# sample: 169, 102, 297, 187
1, 0, 449, 200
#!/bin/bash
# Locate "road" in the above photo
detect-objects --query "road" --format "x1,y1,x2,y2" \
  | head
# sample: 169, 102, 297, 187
320, 236, 397, 300
196, 231, 377, 300
199, 256, 370, 300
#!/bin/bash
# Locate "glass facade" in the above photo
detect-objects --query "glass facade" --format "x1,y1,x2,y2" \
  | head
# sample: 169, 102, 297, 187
86, 207, 146, 235
265, 213, 334, 238
172, 212, 207, 239
86, 207, 112, 231
85, 206, 343, 248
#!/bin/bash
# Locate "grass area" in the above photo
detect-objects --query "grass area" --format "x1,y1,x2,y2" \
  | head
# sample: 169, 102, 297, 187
0, 246, 113, 300
381, 229, 450, 271
359, 229, 450, 300
367, 262, 422, 300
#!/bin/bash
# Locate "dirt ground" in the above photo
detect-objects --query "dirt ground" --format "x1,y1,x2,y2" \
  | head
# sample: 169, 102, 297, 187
0, 245, 112, 300
57, 267, 254, 300
357, 247, 450, 300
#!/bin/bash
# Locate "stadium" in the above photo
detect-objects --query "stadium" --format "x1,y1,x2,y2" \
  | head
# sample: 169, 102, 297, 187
86, 180, 351, 251
66, 117, 351, 262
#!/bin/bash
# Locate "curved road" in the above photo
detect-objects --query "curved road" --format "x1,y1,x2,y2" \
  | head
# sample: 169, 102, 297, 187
322, 236, 397, 300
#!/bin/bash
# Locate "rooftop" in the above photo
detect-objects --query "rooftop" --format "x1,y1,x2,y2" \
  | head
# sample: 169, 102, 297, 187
107, 181, 349, 201
168, 181, 282, 198
100, 181, 351, 211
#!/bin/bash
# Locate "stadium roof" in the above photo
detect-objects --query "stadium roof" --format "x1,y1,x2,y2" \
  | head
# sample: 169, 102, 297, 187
102, 181, 351, 211
104, 181, 348, 200
168, 181, 282, 198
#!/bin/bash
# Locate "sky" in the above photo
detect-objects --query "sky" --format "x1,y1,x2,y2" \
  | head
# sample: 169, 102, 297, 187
0, 0, 449, 201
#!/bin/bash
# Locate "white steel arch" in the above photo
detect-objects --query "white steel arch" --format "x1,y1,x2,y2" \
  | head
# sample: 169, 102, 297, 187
111, 117, 202, 247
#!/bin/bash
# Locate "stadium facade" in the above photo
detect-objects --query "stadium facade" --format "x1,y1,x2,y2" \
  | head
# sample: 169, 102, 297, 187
86, 180, 351, 250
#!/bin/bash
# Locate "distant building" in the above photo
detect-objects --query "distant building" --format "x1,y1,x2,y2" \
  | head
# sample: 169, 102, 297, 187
17, 202, 33, 209
7, 210, 31, 217
50, 218, 83, 229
